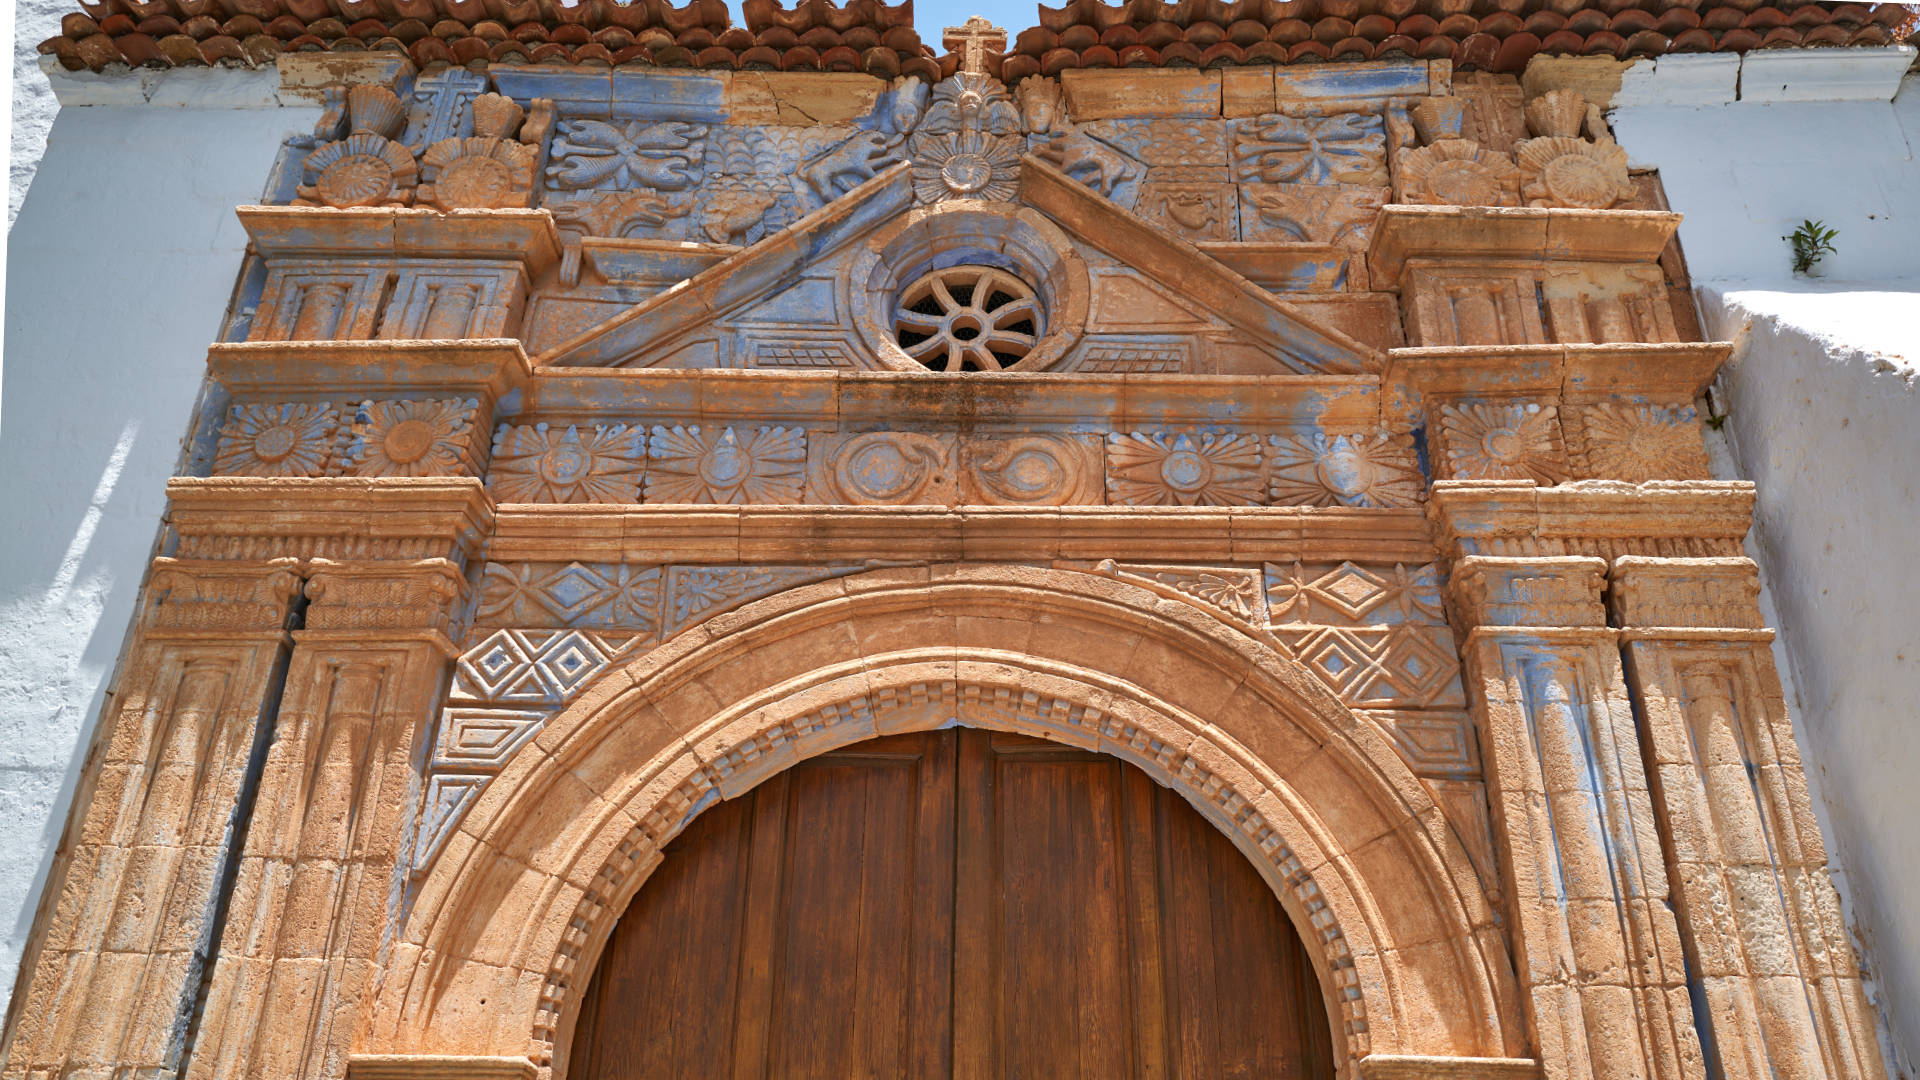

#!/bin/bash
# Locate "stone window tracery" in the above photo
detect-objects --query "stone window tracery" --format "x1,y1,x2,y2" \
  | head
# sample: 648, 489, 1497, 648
894, 265, 1042, 372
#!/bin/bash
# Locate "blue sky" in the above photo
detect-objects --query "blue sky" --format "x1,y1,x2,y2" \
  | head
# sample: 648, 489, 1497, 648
718, 0, 1044, 50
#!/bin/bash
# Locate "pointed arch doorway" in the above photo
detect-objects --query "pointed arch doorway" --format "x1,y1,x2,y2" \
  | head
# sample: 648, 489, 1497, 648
568, 729, 1338, 1079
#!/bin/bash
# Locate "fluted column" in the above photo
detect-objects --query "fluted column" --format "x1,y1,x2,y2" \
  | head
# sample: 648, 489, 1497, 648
187, 559, 466, 1080
1451, 556, 1703, 1080
1610, 557, 1887, 1080
4, 559, 302, 1080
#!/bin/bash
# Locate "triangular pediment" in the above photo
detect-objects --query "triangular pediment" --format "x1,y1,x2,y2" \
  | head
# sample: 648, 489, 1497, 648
535, 158, 1378, 375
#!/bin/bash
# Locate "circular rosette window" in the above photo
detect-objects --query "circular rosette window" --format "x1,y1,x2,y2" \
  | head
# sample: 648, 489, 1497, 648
895, 265, 1040, 372
849, 203, 1090, 374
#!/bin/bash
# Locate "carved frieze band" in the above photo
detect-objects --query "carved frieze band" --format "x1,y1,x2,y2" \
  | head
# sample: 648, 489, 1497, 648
415, 556, 1468, 873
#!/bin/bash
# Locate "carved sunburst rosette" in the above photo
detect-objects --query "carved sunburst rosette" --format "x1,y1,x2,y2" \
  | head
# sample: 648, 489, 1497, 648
908, 131, 1021, 204
490, 423, 645, 503
1394, 139, 1519, 207
1268, 432, 1424, 508
213, 401, 341, 477
1515, 137, 1635, 210
1435, 401, 1567, 483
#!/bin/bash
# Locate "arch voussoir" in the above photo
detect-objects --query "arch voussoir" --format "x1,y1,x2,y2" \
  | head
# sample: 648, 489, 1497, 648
370, 565, 1526, 1074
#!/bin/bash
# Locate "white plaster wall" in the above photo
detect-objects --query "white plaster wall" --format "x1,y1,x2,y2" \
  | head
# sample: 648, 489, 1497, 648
1612, 52, 1920, 1075
0, 73, 318, 1019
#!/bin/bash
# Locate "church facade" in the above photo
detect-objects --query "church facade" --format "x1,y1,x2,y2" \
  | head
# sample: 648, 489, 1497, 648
2, 4, 1910, 1078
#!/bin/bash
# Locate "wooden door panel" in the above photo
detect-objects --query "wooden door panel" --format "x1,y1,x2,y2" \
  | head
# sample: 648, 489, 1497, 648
1155, 782, 1337, 1080
573, 732, 954, 1080
958, 734, 1143, 1080
571, 792, 755, 1080
571, 728, 1334, 1080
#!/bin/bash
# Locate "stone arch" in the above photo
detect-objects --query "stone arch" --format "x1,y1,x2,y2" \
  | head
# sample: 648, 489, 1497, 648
364, 565, 1525, 1076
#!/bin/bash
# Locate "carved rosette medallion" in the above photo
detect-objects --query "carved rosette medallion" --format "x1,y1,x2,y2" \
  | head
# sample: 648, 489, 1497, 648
1436, 402, 1566, 483
826, 433, 951, 505
1269, 432, 1423, 508
298, 85, 416, 209
965, 435, 1099, 505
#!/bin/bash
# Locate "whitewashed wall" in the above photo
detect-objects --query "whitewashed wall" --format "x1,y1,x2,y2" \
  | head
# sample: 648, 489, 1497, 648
0, 69, 318, 1020
1611, 48, 1920, 1075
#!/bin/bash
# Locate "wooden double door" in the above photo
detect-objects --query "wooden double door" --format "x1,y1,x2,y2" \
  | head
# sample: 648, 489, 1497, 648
571, 730, 1336, 1079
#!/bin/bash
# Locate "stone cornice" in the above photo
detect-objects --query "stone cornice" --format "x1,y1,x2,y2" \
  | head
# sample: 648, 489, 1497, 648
1366, 205, 1682, 288
522, 367, 1384, 429
237, 206, 563, 273
208, 340, 533, 405
486, 504, 1436, 565
1427, 479, 1755, 560
166, 477, 494, 563
1381, 342, 1730, 416
1020, 155, 1381, 374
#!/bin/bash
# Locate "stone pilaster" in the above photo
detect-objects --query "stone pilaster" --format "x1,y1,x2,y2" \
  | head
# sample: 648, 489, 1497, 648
188, 558, 466, 1080
5, 559, 303, 1080
1610, 557, 1887, 1080
1451, 556, 1703, 1080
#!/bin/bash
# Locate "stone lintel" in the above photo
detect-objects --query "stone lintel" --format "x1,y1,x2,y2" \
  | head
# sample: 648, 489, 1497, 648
1449, 555, 1609, 628
487, 504, 1436, 566
524, 367, 1383, 429
1381, 342, 1730, 408
346, 1055, 537, 1080
237, 206, 563, 274
1355, 1054, 1543, 1080
209, 339, 532, 406
1608, 555, 1765, 631
1366, 205, 1682, 288
275, 53, 415, 101
166, 477, 494, 564
1427, 480, 1755, 560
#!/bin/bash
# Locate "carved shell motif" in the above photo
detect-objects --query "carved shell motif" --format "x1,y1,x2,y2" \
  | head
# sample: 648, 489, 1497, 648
420, 138, 537, 211
300, 132, 418, 208
346, 84, 406, 138
1394, 139, 1518, 207
1515, 137, 1635, 210
1524, 90, 1587, 139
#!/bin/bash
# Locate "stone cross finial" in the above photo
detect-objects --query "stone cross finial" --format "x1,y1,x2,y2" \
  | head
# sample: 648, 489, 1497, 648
943, 15, 1006, 75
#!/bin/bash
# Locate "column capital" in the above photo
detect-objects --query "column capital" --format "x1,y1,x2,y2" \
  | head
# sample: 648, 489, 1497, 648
301, 558, 467, 642
1448, 555, 1608, 630
1608, 556, 1766, 634
141, 557, 304, 638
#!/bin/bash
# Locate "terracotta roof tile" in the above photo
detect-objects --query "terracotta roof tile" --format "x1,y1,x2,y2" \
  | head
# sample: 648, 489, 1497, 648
35, 0, 1914, 75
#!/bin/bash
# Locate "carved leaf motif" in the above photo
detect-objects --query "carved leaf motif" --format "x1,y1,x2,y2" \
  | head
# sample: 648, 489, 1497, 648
1105, 431, 1264, 506
546, 120, 707, 192
1436, 401, 1566, 483
488, 423, 645, 503
646, 426, 807, 504
1231, 109, 1388, 185
1268, 432, 1423, 508
213, 401, 340, 477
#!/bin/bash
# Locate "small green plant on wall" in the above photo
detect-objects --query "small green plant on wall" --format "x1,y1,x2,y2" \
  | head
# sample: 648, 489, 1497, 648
1785, 219, 1840, 275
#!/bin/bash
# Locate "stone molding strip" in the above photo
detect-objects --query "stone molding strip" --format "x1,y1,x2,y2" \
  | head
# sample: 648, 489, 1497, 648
487, 503, 1437, 564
